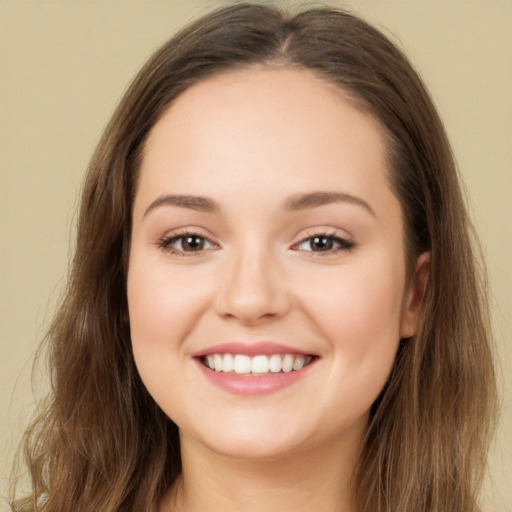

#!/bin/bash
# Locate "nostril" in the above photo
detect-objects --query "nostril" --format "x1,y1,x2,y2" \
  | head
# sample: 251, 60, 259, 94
215, 295, 289, 324
212, 255, 292, 323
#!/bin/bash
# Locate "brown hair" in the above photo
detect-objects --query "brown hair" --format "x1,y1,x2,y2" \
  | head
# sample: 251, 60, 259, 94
10, 3, 497, 511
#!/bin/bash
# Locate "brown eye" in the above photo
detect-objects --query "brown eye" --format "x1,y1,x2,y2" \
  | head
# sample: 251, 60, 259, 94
310, 236, 334, 251
181, 235, 205, 251
295, 234, 355, 253
160, 233, 218, 254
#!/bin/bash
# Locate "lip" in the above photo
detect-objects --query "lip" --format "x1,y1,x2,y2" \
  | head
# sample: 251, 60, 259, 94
192, 341, 314, 358
195, 358, 316, 395
192, 342, 317, 396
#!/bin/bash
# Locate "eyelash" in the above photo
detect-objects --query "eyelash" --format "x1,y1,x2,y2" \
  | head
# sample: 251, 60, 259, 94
158, 231, 355, 256
158, 230, 218, 257
291, 232, 355, 255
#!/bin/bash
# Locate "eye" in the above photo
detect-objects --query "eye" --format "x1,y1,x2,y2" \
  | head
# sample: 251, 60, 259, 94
294, 234, 355, 253
159, 232, 218, 255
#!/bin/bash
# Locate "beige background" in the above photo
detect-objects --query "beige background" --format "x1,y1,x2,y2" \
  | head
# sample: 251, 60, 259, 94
1, 0, 510, 510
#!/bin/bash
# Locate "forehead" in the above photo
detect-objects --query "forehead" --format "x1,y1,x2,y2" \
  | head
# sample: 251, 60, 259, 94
144, 66, 386, 162
137, 66, 397, 222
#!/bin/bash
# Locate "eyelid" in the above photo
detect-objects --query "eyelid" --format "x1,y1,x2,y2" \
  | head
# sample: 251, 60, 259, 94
156, 226, 355, 257
290, 228, 356, 255
157, 227, 220, 256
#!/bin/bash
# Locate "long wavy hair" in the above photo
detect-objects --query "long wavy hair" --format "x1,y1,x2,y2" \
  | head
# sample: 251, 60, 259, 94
10, 3, 497, 511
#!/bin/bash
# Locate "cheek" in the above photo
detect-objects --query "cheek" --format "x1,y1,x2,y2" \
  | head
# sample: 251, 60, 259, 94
298, 253, 405, 384
306, 259, 404, 332
126, 251, 204, 392
128, 274, 174, 353
127, 258, 211, 421
127, 257, 207, 349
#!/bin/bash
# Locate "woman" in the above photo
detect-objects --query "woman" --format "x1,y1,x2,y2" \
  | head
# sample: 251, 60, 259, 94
10, 3, 497, 511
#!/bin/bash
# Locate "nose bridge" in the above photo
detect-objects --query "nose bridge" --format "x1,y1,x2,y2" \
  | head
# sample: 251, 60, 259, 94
215, 238, 289, 323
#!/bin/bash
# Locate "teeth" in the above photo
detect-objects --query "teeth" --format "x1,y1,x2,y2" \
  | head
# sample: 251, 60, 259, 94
234, 354, 251, 374
204, 353, 312, 375
269, 354, 282, 373
293, 356, 306, 371
214, 354, 223, 372
223, 353, 234, 373
282, 354, 294, 373
251, 355, 269, 374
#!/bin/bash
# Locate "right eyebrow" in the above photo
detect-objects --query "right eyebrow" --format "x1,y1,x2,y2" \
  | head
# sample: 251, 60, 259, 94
143, 194, 219, 217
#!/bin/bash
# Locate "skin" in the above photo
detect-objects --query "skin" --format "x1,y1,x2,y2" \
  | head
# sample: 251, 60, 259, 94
127, 67, 429, 512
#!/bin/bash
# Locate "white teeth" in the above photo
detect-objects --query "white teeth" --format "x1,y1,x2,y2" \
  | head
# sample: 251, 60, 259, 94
269, 354, 282, 373
282, 354, 294, 373
251, 355, 269, 374
234, 354, 252, 374
293, 356, 305, 371
204, 353, 313, 375
214, 354, 223, 372
223, 353, 234, 373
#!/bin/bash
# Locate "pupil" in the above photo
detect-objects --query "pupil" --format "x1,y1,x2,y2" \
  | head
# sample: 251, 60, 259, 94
183, 236, 203, 251
312, 236, 333, 251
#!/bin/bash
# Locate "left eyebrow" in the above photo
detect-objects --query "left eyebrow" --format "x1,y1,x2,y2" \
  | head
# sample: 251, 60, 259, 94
283, 191, 376, 217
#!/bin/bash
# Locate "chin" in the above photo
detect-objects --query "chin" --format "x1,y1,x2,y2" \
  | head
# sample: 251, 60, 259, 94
179, 413, 313, 461
199, 433, 305, 461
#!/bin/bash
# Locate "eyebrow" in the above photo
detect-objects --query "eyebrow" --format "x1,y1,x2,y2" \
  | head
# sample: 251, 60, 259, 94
143, 190, 375, 218
143, 194, 219, 217
283, 191, 375, 216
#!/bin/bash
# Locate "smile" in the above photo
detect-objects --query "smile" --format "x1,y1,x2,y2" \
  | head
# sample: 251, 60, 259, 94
193, 342, 318, 395
202, 353, 314, 375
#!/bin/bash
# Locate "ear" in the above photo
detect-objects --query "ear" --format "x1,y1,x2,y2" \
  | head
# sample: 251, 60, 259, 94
400, 252, 430, 339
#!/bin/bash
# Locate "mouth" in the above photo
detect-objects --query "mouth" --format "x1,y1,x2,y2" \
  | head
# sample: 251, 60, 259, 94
200, 353, 315, 376
193, 342, 318, 394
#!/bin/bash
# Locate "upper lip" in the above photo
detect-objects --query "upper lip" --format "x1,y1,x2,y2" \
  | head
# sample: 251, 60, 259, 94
192, 342, 316, 358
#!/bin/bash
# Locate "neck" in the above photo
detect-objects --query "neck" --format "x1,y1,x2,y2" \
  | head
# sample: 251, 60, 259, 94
161, 430, 362, 512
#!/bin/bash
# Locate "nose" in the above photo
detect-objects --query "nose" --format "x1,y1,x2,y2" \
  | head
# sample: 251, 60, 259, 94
214, 245, 292, 325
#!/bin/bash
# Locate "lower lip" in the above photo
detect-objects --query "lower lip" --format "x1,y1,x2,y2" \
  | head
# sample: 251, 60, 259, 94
195, 358, 315, 395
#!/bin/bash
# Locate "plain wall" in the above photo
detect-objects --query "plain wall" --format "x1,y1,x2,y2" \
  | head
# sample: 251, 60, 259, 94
1, 1, 511, 510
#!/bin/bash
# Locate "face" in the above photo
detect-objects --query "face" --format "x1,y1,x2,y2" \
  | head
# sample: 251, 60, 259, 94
127, 67, 423, 460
